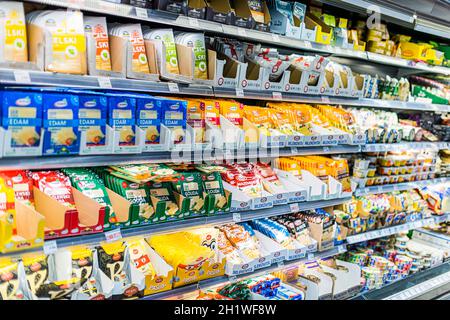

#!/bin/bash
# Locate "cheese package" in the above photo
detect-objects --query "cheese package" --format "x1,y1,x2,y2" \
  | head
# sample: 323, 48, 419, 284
200, 171, 228, 212
220, 224, 262, 260
127, 239, 156, 277
42, 92, 80, 155
136, 95, 162, 145
109, 24, 150, 74
83, 16, 112, 73
22, 254, 49, 297
221, 163, 264, 198
244, 106, 277, 136
146, 181, 180, 218
0, 258, 32, 300
174, 32, 208, 80
106, 93, 137, 147
204, 99, 221, 127
26, 10, 86, 74
0, 170, 34, 206
31, 171, 75, 208
97, 242, 127, 284
175, 171, 205, 215
186, 98, 206, 143
1, 90, 43, 152
160, 98, 187, 144
0, 1, 28, 63
76, 91, 108, 147
253, 162, 286, 194
0, 175, 16, 232
220, 100, 244, 128
143, 28, 180, 75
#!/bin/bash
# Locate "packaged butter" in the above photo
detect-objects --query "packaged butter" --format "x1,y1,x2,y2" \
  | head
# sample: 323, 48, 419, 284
136, 95, 162, 145
186, 98, 205, 143
143, 28, 180, 75
175, 32, 208, 80
83, 16, 112, 72
109, 23, 150, 74
0, 1, 28, 63
42, 92, 80, 155
106, 93, 137, 147
220, 100, 244, 128
1, 90, 43, 151
160, 97, 187, 144
26, 10, 87, 74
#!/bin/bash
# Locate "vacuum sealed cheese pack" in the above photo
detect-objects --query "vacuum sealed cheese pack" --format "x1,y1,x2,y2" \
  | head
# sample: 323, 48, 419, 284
0, 1, 28, 63
174, 32, 208, 80
185, 98, 206, 143
143, 28, 180, 75
135, 95, 162, 145
109, 23, 150, 74
106, 93, 137, 147
160, 97, 187, 145
84, 16, 112, 72
0, 259, 33, 300
42, 91, 80, 155
1, 90, 43, 152
26, 10, 86, 74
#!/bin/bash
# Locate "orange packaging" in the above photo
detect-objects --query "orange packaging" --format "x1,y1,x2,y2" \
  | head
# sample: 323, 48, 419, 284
186, 99, 206, 143
220, 100, 244, 128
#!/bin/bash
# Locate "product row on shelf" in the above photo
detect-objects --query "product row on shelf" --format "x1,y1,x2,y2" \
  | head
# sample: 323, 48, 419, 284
0, 87, 448, 158
85, 0, 450, 69
1, 1, 450, 103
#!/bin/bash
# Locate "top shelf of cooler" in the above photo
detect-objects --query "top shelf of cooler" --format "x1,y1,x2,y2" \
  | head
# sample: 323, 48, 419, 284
22, 0, 450, 75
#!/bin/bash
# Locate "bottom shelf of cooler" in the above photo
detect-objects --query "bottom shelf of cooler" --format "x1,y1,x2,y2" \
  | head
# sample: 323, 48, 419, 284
351, 260, 450, 300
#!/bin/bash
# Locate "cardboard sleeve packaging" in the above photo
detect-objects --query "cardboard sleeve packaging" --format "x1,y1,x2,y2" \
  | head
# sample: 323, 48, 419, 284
33, 186, 105, 239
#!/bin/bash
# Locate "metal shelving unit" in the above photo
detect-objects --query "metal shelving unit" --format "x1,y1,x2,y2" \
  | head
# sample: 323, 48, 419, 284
346, 213, 450, 244
142, 245, 347, 300
354, 177, 450, 196
361, 142, 450, 152
18, 0, 450, 75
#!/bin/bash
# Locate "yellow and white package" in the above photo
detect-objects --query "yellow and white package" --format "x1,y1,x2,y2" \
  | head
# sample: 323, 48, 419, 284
83, 16, 112, 73
26, 10, 87, 74
127, 239, 156, 277
143, 28, 180, 75
0, 258, 34, 300
0, 1, 27, 63
109, 23, 150, 74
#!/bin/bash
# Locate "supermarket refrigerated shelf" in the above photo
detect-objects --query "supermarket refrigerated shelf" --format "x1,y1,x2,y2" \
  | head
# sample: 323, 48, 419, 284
346, 214, 450, 244
22, 0, 450, 75
0, 146, 362, 170
354, 177, 450, 196
361, 142, 450, 152
351, 260, 450, 300
142, 245, 347, 300
1, 197, 352, 259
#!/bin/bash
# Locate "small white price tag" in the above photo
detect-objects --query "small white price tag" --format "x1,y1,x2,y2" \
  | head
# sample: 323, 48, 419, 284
135, 7, 148, 18
13, 70, 31, 84
43, 241, 58, 255
168, 82, 180, 93
188, 17, 200, 28
291, 147, 298, 154
105, 228, 122, 243
233, 212, 241, 222
277, 261, 285, 268
377, 186, 383, 193
238, 28, 247, 37
229, 276, 238, 283
97, 76, 112, 88
337, 245, 345, 253
236, 88, 245, 97
272, 34, 281, 42
290, 203, 300, 213
364, 188, 370, 195
307, 253, 314, 261
323, 147, 330, 153
303, 41, 312, 48
272, 92, 283, 100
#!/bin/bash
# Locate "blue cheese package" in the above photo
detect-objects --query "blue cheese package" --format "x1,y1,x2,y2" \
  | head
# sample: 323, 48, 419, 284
161, 98, 187, 144
135, 95, 162, 145
42, 92, 80, 155
1, 90, 43, 149
249, 218, 292, 246
106, 93, 137, 146
72, 90, 108, 147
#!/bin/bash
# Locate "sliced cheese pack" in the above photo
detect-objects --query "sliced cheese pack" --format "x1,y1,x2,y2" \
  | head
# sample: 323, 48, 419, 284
143, 28, 180, 75
109, 23, 150, 74
26, 10, 87, 74
0, 1, 28, 63
84, 16, 112, 73
135, 94, 162, 145
174, 32, 208, 80
106, 93, 137, 147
